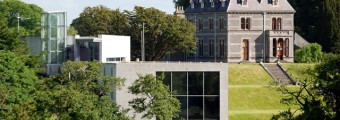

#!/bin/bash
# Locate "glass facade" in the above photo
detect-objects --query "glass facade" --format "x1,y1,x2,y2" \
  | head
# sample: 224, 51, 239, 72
41, 12, 67, 64
156, 72, 220, 120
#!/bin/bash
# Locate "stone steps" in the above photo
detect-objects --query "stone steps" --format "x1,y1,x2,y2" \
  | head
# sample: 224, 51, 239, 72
262, 63, 293, 85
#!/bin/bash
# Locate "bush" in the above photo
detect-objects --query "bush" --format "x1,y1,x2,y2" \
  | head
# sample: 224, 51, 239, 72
294, 43, 323, 63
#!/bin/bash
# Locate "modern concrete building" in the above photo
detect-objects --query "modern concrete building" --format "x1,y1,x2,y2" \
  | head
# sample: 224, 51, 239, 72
67, 35, 131, 63
175, 0, 307, 63
104, 62, 228, 120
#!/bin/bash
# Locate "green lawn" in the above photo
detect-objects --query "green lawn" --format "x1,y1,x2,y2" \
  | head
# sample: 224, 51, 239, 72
228, 64, 304, 120
229, 113, 276, 120
229, 64, 273, 85
229, 87, 299, 110
281, 63, 315, 81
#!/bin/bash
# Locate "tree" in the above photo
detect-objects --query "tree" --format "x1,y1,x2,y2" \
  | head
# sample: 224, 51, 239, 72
294, 43, 323, 63
33, 61, 129, 119
0, 0, 43, 36
287, 0, 340, 53
318, 0, 340, 53
0, 21, 43, 74
272, 54, 340, 120
71, 5, 128, 36
128, 74, 181, 119
0, 50, 38, 119
126, 6, 197, 61
173, 0, 190, 10
67, 26, 78, 36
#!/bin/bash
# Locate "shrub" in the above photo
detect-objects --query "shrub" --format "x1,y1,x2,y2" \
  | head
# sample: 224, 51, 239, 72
294, 43, 323, 63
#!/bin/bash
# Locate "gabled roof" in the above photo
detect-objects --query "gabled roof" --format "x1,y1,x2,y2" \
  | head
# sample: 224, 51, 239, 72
184, 0, 295, 14
227, 0, 295, 13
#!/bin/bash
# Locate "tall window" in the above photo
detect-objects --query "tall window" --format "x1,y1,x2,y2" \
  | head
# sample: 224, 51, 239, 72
199, 19, 203, 31
156, 72, 220, 119
209, 39, 214, 57
241, 17, 251, 30
199, 40, 204, 57
209, 18, 214, 31
273, 38, 277, 57
272, 17, 282, 30
285, 38, 289, 57
242, 0, 248, 5
273, 0, 278, 6
219, 18, 224, 30
219, 39, 224, 57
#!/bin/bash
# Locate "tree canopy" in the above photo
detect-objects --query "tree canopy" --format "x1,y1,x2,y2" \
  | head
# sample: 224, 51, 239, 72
0, 51, 37, 119
128, 74, 181, 120
272, 54, 340, 120
72, 6, 197, 61
71, 5, 128, 36
126, 6, 196, 61
288, 0, 340, 53
0, 0, 43, 36
33, 61, 128, 119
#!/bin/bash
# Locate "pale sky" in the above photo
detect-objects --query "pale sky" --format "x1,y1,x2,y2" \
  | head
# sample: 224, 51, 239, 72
22, 0, 175, 26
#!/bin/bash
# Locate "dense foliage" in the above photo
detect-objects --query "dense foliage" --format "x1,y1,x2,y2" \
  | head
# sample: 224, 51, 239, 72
128, 74, 181, 120
294, 43, 323, 63
71, 5, 128, 36
0, 51, 38, 119
0, 0, 43, 36
33, 61, 129, 119
71, 6, 197, 61
273, 54, 340, 120
288, 0, 340, 53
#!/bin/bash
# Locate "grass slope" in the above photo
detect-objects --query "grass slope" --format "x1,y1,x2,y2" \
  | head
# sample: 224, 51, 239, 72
281, 63, 315, 81
229, 64, 273, 85
228, 64, 305, 120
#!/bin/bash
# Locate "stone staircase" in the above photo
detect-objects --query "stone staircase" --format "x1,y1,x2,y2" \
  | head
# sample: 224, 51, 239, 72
261, 63, 295, 85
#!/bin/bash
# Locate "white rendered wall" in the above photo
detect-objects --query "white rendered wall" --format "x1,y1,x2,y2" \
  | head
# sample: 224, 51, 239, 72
100, 35, 130, 63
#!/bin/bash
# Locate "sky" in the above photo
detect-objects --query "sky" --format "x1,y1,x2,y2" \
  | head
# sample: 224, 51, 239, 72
22, 0, 175, 26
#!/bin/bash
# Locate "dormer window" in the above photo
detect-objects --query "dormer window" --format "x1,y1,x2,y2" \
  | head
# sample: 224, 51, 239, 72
200, 0, 204, 8
242, 0, 248, 6
190, 0, 194, 8
273, 0, 278, 6
210, 0, 215, 7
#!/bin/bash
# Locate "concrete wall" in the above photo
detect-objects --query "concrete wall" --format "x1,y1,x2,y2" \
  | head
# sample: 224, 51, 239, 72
104, 62, 228, 120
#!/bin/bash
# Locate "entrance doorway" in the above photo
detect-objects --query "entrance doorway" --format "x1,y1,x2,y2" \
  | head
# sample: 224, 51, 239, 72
277, 38, 283, 60
242, 39, 249, 61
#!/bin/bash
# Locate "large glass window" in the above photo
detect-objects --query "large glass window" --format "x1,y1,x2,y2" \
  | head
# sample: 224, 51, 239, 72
157, 71, 220, 120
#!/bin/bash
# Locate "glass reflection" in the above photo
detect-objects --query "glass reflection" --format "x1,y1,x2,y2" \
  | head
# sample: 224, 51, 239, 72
205, 97, 220, 119
188, 72, 203, 95
204, 72, 220, 95
172, 72, 187, 95
188, 97, 203, 119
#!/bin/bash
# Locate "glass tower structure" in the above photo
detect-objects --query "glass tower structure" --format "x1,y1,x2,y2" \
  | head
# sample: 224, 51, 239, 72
41, 11, 67, 64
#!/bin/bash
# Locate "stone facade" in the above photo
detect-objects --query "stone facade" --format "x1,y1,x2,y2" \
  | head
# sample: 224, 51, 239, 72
181, 0, 296, 62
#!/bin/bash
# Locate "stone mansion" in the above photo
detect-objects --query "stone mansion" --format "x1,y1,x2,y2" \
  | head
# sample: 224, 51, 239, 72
175, 0, 307, 63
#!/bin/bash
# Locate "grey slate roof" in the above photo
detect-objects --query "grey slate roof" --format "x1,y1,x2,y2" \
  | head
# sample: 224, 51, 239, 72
227, 0, 295, 13
185, 0, 295, 13
185, 0, 229, 13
